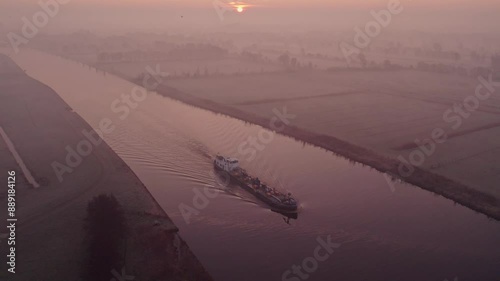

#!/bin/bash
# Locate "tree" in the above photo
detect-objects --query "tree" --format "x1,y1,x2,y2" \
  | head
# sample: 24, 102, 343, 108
278, 53, 290, 66
433, 42, 442, 53
358, 53, 367, 68
383, 59, 392, 69
84, 194, 127, 281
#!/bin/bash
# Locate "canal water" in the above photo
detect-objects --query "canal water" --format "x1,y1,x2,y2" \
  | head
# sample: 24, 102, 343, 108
12, 50, 500, 281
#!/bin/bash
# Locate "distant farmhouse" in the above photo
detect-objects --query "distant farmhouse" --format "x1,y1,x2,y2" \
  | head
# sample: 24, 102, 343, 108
492, 55, 500, 81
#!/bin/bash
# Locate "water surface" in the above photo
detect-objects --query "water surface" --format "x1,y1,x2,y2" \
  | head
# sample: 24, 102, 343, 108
12, 50, 500, 281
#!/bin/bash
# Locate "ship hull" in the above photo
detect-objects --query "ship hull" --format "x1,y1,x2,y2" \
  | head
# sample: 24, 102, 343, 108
214, 163, 298, 212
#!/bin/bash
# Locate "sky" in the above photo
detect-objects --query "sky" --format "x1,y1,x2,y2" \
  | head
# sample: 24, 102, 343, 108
7, 0, 498, 9
1, 0, 499, 33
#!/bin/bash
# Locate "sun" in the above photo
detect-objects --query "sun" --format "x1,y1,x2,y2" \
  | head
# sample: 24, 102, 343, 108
229, 2, 249, 13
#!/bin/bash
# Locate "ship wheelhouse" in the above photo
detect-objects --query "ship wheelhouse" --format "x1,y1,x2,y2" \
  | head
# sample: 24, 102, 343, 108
214, 155, 240, 172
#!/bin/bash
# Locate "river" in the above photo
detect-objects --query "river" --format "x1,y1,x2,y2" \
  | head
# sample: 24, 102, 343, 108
11, 50, 500, 281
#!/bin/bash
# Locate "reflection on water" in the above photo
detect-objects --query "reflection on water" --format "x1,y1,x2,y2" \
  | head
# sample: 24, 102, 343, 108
273, 210, 299, 223
11, 50, 500, 281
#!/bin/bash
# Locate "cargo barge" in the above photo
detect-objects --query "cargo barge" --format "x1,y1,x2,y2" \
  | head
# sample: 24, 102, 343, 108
214, 155, 298, 212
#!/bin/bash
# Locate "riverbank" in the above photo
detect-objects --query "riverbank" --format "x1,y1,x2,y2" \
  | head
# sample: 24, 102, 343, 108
121, 76, 500, 221
0, 54, 213, 280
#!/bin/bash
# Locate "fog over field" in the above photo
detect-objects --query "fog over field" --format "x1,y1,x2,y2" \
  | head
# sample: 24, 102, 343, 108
1, 0, 500, 280
5, 0, 495, 198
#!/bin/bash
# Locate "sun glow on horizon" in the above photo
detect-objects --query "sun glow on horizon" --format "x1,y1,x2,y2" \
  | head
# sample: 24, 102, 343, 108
228, 2, 252, 13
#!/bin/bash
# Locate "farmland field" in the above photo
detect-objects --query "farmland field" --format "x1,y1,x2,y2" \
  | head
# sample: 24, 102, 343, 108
96, 58, 286, 79
165, 69, 500, 198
